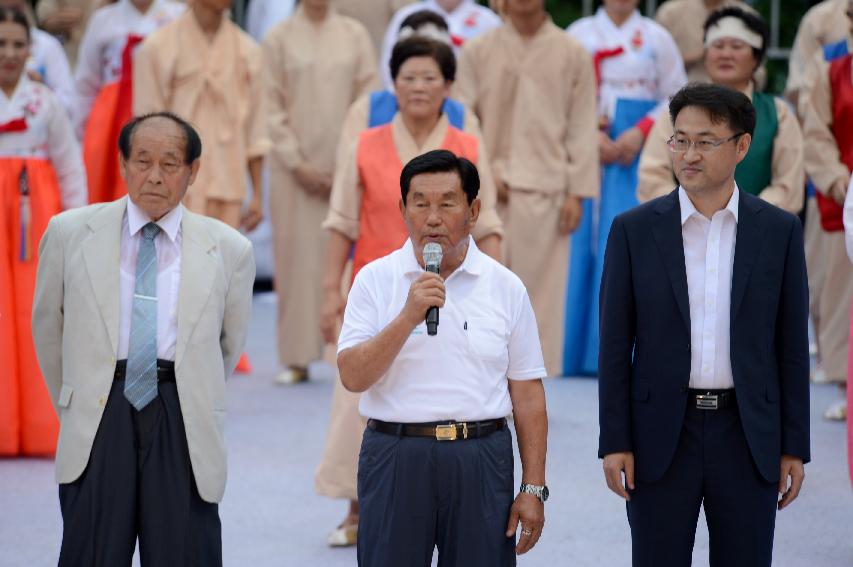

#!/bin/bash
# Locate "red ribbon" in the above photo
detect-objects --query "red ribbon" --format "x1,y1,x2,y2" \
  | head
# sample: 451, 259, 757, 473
592, 46, 625, 88
0, 117, 28, 133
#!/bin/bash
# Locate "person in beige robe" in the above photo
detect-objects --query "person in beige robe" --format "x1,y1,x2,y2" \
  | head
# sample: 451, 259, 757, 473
785, 0, 849, 106
453, 0, 599, 377
655, 0, 755, 84
36, 0, 105, 67
799, 52, 853, 419
262, 1, 378, 385
133, 0, 270, 232
333, 0, 417, 55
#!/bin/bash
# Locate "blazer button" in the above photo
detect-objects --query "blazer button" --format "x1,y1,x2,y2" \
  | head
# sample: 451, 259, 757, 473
98, 397, 106, 407
687, 343, 691, 351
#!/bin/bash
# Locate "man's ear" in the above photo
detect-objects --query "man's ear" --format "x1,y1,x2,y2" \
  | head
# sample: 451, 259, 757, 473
399, 197, 406, 217
187, 159, 201, 185
118, 155, 128, 181
736, 133, 752, 164
468, 197, 481, 227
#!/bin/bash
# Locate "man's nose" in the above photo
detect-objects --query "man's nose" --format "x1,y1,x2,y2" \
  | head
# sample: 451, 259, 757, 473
147, 165, 164, 183
426, 206, 442, 225
683, 144, 702, 161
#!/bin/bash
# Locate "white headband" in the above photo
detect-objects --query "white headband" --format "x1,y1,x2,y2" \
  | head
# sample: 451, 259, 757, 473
705, 16, 764, 50
398, 23, 453, 46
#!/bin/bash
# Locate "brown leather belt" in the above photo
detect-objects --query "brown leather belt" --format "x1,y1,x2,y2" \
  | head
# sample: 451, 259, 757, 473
367, 418, 506, 441
688, 388, 736, 410
113, 359, 176, 382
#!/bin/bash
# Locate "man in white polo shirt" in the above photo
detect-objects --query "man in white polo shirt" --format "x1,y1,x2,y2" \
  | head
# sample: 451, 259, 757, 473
337, 149, 548, 567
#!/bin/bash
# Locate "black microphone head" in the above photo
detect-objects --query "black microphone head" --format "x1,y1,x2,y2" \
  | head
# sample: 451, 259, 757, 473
423, 242, 443, 273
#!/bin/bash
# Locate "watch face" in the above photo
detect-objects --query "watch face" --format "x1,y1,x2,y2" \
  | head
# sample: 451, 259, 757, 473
541, 486, 549, 502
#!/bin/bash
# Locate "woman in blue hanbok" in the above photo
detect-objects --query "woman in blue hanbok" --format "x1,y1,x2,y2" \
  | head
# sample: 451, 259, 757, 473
565, 0, 686, 375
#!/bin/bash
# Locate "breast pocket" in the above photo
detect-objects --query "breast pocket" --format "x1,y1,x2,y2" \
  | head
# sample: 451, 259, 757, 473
467, 316, 508, 361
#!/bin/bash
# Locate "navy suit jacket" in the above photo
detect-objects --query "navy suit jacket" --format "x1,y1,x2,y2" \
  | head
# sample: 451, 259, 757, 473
598, 189, 811, 483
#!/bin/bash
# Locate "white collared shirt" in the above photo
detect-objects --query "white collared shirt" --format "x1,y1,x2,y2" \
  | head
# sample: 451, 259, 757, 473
339, 237, 546, 422
679, 185, 738, 389
117, 199, 182, 361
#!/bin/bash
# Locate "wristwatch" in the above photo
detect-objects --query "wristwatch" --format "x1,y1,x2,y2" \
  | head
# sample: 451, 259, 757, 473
519, 483, 549, 502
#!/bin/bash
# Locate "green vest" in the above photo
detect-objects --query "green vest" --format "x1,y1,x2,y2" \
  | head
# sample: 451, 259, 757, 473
734, 92, 777, 196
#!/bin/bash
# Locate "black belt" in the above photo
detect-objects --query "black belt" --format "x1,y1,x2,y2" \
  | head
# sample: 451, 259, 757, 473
367, 418, 506, 441
688, 388, 736, 410
114, 359, 176, 382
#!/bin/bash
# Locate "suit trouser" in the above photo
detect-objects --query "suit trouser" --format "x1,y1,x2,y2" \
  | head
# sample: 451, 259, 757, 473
627, 403, 778, 567
504, 189, 570, 377
58, 379, 221, 567
269, 165, 328, 368
357, 426, 516, 567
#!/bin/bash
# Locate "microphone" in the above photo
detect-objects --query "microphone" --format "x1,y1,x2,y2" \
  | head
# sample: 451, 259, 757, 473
423, 242, 443, 336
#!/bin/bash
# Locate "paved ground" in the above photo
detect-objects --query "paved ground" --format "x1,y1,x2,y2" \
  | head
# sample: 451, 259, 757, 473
2, 293, 852, 566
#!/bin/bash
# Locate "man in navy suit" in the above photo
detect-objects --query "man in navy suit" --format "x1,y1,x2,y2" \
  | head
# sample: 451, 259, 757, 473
598, 83, 810, 567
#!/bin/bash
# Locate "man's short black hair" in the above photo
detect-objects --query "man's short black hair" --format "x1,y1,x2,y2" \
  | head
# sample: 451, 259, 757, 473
703, 6, 769, 67
118, 112, 202, 165
390, 36, 456, 83
400, 150, 479, 205
669, 83, 756, 137
0, 6, 31, 41
399, 9, 449, 32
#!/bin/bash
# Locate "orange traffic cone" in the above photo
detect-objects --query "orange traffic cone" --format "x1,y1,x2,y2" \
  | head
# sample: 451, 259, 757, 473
235, 353, 253, 374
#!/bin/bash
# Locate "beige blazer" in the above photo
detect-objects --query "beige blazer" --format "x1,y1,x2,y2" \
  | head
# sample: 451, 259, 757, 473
32, 197, 255, 503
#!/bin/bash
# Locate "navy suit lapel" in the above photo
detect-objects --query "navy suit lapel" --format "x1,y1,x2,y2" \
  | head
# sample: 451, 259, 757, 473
652, 190, 691, 332
731, 192, 765, 319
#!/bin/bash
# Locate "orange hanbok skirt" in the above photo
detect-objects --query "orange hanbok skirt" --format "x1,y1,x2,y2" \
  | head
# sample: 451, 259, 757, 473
0, 157, 61, 456
83, 81, 129, 204
84, 35, 141, 205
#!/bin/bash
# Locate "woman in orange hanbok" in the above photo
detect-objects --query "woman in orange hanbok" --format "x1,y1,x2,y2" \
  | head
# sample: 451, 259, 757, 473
73, 0, 183, 204
0, 6, 86, 456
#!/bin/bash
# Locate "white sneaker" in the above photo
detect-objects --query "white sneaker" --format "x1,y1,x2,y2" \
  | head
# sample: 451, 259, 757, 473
327, 524, 357, 547
823, 400, 847, 421
274, 367, 308, 385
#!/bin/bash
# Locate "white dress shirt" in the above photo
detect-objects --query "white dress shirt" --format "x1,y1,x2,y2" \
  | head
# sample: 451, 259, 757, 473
379, 0, 502, 90
117, 199, 182, 361
679, 186, 738, 390
339, 237, 546, 422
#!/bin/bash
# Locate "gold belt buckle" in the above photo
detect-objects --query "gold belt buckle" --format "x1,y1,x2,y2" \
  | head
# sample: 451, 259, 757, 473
435, 423, 468, 441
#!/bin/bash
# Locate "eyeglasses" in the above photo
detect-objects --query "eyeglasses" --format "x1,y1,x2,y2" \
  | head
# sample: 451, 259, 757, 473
667, 133, 745, 154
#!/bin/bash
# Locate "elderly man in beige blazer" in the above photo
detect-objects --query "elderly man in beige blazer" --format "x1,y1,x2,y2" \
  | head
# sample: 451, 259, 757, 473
32, 112, 255, 567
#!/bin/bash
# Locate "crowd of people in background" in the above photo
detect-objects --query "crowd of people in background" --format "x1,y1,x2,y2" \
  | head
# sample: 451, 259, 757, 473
1, 0, 853, 549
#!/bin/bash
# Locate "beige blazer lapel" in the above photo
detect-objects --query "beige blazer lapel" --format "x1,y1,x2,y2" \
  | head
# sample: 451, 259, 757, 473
81, 198, 126, 357
175, 209, 217, 366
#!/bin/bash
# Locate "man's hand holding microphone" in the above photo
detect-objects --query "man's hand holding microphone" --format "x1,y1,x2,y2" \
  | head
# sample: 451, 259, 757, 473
401, 243, 445, 333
